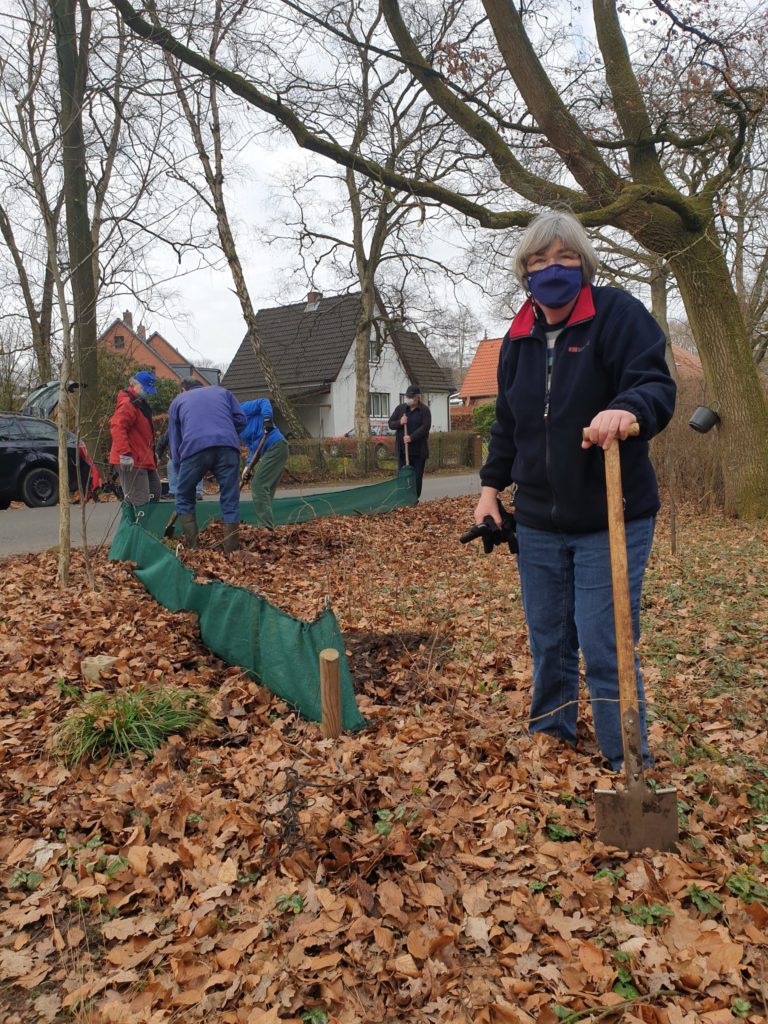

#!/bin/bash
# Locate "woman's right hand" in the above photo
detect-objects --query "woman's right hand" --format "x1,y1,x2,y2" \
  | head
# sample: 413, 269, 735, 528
473, 486, 501, 527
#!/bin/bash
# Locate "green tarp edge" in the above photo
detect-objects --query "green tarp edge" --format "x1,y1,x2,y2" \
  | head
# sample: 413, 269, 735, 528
117, 468, 417, 540
108, 519, 365, 731
107, 471, 417, 731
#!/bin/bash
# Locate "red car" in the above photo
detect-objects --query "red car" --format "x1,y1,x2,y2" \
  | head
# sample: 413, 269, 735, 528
326, 423, 397, 461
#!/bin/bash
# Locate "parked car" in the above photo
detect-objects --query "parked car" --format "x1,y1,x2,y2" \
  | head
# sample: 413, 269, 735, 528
327, 423, 397, 462
20, 379, 83, 419
0, 413, 97, 509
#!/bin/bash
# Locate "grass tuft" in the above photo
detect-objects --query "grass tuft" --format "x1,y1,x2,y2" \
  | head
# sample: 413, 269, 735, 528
52, 686, 208, 765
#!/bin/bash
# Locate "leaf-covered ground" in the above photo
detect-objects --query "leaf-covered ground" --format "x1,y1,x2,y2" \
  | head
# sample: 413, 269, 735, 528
1, 497, 766, 1024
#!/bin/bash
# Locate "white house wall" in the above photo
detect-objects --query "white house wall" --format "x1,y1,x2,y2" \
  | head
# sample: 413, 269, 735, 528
292, 402, 326, 437
293, 324, 451, 438
326, 330, 411, 436
426, 393, 449, 432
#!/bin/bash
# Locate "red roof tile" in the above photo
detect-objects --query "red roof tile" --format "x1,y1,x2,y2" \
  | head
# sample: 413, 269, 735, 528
458, 338, 502, 400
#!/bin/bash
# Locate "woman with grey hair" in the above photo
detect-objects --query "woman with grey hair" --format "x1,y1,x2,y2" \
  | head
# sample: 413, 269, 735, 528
474, 208, 676, 771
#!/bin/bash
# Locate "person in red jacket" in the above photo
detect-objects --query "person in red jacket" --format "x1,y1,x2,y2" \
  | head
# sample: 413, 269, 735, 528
109, 371, 161, 505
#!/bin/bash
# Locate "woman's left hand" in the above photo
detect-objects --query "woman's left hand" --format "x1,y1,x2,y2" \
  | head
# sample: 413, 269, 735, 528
582, 409, 638, 450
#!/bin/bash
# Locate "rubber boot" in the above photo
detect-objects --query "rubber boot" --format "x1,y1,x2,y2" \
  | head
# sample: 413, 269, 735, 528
222, 522, 239, 554
179, 513, 198, 549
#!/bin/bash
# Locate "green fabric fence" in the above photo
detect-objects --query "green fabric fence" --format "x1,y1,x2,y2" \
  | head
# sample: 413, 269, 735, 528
107, 470, 417, 731
117, 467, 417, 541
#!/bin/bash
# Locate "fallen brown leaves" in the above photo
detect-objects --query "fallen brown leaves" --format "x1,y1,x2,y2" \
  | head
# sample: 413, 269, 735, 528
0, 498, 766, 1023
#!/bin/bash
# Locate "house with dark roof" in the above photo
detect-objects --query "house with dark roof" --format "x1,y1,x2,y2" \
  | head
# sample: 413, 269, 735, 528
98, 311, 214, 387
221, 291, 455, 437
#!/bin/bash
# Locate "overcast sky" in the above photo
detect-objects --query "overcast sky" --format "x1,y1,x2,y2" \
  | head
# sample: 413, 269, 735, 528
107, 145, 301, 372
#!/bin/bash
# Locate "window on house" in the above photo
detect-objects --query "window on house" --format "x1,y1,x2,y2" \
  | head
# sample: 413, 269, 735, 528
369, 338, 380, 363
368, 392, 390, 418
114, 335, 125, 349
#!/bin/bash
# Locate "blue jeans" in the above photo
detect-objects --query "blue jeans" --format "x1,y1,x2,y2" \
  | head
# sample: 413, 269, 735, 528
517, 517, 655, 770
166, 458, 202, 499
175, 447, 240, 522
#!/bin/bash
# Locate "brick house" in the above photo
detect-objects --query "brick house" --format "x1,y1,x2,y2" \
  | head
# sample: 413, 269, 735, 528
98, 311, 215, 386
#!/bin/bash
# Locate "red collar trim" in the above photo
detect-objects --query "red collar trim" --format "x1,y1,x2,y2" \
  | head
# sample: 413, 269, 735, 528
507, 285, 595, 339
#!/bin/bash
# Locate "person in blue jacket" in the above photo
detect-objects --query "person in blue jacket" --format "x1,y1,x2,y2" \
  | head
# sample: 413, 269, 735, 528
168, 378, 246, 552
239, 398, 288, 528
474, 209, 676, 771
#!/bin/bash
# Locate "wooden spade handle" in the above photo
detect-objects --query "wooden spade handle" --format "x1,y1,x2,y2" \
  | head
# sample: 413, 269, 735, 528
582, 421, 643, 782
581, 422, 640, 445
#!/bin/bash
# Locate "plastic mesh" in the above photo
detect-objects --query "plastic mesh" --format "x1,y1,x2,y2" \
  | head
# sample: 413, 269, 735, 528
107, 470, 417, 729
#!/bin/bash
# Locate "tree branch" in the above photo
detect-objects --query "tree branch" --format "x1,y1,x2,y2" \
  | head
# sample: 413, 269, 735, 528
106, 0, 554, 228
481, 0, 620, 202
592, 0, 665, 185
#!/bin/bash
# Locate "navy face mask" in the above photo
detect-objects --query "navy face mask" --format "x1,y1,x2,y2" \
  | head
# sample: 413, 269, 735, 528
527, 263, 583, 308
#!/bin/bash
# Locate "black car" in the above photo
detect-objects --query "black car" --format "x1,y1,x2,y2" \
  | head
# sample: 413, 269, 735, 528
0, 414, 96, 509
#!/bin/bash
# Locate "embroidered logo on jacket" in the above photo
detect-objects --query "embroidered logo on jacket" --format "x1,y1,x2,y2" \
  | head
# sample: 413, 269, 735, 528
567, 340, 591, 353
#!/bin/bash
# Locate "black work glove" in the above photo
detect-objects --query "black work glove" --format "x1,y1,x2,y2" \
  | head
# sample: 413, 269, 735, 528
460, 499, 518, 554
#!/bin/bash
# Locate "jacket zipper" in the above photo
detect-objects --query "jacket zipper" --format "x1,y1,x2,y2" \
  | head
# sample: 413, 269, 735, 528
543, 330, 565, 528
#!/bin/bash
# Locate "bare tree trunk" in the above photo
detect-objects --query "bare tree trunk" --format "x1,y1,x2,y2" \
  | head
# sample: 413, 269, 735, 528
353, 283, 375, 441
50, 0, 99, 453
649, 262, 677, 554
159, 10, 307, 438
0, 203, 54, 382
671, 235, 768, 519
649, 263, 676, 379
57, 352, 71, 586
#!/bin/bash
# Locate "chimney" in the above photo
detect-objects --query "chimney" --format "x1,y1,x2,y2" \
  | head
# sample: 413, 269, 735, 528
123, 310, 133, 329
306, 290, 322, 305
137, 323, 146, 340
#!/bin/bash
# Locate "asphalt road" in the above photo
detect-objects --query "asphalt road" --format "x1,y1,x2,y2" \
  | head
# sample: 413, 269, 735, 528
0, 471, 481, 556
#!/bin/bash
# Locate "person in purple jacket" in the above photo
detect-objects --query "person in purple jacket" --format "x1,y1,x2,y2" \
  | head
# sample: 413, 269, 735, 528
473, 209, 676, 771
168, 378, 246, 552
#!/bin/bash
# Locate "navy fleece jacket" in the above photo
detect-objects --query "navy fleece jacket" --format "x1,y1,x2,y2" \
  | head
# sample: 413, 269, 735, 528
480, 284, 676, 533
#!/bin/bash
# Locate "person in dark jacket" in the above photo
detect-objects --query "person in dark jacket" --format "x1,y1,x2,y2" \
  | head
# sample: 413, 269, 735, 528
474, 209, 676, 771
109, 370, 161, 505
239, 398, 288, 528
168, 378, 246, 552
388, 385, 431, 499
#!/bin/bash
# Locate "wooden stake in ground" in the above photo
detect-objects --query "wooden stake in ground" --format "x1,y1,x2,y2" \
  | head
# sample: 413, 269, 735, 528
319, 648, 342, 739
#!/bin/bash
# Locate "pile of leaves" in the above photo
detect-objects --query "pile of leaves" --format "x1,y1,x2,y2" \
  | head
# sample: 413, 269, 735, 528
0, 497, 766, 1024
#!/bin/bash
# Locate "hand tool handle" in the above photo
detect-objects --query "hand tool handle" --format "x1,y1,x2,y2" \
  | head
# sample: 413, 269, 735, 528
240, 431, 268, 487
163, 511, 178, 538
404, 439, 410, 466
582, 422, 643, 785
